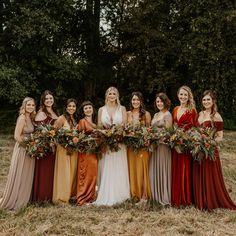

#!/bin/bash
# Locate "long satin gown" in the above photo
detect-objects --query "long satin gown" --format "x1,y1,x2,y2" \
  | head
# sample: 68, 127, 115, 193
32, 116, 56, 202
149, 111, 172, 205
0, 117, 35, 210
192, 121, 236, 210
94, 106, 130, 206
53, 120, 78, 203
171, 106, 197, 207
77, 118, 98, 205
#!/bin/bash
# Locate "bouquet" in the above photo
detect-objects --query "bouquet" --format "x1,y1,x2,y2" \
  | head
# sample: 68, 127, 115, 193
55, 128, 84, 155
77, 132, 100, 154
187, 127, 217, 161
94, 125, 123, 152
22, 124, 56, 159
149, 126, 170, 150
123, 123, 152, 152
165, 125, 189, 153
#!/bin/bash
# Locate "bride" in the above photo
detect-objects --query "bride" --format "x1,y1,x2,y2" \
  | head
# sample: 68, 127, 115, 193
94, 86, 130, 206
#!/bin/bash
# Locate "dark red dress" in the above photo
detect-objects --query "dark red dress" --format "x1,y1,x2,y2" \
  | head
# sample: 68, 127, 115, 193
32, 116, 56, 202
171, 106, 197, 207
192, 121, 236, 210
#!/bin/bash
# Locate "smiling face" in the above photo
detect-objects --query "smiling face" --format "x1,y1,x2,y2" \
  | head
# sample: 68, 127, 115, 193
25, 100, 36, 114
202, 94, 213, 110
83, 104, 93, 117
66, 101, 77, 115
131, 95, 141, 109
178, 88, 189, 106
44, 94, 54, 107
156, 97, 165, 111
106, 89, 117, 103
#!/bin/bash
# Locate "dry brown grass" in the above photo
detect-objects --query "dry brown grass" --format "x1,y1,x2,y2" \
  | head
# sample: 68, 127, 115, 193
1, 132, 236, 235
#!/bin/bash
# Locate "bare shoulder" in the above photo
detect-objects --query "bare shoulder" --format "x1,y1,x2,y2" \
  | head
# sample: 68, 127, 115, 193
35, 111, 47, 121
121, 105, 127, 112
17, 114, 26, 123
214, 112, 223, 122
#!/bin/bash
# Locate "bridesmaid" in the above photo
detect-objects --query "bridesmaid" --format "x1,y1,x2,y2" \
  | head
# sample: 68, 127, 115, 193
171, 85, 197, 207
77, 101, 98, 205
127, 91, 152, 201
94, 86, 130, 206
32, 90, 58, 202
150, 93, 173, 205
53, 98, 78, 203
192, 90, 236, 210
0, 97, 36, 210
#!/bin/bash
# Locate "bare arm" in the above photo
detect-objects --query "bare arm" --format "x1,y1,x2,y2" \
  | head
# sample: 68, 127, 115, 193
122, 106, 127, 124
54, 115, 65, 129
145, 111, 151, 126
14, 115, 25, 143
164, 112, 173, 129
97, 107, 103, 127
35, 111, 47, 122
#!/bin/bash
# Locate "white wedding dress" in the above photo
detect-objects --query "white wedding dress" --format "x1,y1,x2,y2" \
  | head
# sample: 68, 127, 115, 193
94, 106, 130, 206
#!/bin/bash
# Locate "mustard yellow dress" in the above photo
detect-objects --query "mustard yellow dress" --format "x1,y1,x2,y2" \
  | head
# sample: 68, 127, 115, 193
127, 112, 152, 200
53, 120, 78, 203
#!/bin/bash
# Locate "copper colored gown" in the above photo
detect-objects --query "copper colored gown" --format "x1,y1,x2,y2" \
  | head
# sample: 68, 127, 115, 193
192, 121, 236, 210
77, 118, 98, 205
32, 116, 56, 202
171, 106, 197, 207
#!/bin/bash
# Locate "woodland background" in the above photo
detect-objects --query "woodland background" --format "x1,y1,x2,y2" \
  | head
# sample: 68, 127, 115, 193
0, 0, 236, 130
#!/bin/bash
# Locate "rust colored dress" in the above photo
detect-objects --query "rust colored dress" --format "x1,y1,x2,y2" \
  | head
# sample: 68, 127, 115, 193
77, 118, 98, 205
32, 116, 56, 202
171, 106, 197, 207
192, 121, 236, 210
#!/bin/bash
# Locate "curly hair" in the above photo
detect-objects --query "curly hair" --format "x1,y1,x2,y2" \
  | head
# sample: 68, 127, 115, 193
19, 97, 36, 120
177, 85, 196, 111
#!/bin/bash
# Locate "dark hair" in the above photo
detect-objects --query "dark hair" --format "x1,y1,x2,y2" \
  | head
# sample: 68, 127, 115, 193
39, 90, 58, 116
130, 91, 146, 121
63, 98, 78, 129
154, 92, 171, 110
79, 101, 97, 123
201, 90, 218, 118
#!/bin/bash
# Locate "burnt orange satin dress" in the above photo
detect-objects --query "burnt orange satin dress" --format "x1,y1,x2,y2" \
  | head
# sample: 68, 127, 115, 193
77, 118, 98, 205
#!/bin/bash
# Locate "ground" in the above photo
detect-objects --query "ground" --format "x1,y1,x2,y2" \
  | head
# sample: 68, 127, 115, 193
0, 132, 236, 235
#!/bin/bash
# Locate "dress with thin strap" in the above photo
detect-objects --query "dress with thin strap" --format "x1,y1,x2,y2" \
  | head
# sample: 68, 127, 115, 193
94, 106, 130, 206
0, 117, 35, 210
53, 119, 78, 203
149, 111, 172, 205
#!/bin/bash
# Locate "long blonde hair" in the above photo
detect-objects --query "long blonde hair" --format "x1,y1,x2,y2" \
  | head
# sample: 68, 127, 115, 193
177, 85, 196, 111
19, 97, 36, 119
105, 86, 121, 106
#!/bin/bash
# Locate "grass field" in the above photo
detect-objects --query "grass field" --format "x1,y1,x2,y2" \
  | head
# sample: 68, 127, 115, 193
0, 132, 236, 235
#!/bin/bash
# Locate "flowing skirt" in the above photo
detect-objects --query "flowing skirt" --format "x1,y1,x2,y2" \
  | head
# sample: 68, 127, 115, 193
0, 143, 35, 210
149, 144, 171, 205
192, 149, 236, 210
53, 145, 78, 203
127, 148, 151, 200
77, 153, 97, 205
94, 144, 130, 206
